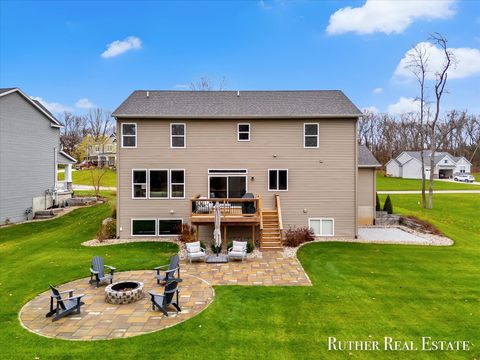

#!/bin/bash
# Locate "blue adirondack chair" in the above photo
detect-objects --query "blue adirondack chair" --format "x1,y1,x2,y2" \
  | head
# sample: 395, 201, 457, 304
45, 285, 85, 321
154, 254, 181, 285
89, 256, 116, 287
148, 280, 181, 316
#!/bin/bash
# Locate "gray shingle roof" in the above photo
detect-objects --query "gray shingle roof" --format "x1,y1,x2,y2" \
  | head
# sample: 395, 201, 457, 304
0, 87, 17, 95
358, 145, 381, 167
404, 151, 452, 166
112, 90, 363, 118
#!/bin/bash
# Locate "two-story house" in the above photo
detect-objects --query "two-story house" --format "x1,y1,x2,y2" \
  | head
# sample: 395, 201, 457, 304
85, 133, 117, 168
112, 90, 378, 249
0, 88, 76, 225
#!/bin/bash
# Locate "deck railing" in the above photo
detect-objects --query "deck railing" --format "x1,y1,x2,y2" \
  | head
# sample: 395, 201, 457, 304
191, 197, 260, 217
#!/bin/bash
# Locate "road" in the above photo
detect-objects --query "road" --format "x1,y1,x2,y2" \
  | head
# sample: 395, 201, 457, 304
378, 190, 480, 194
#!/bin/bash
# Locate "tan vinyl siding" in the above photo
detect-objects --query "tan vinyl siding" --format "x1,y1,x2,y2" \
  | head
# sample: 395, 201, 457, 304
117, 118, 357, 239
357, 168, 376, 225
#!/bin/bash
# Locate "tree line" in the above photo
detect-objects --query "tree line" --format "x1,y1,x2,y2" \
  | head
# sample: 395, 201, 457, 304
358, 109, 480, 169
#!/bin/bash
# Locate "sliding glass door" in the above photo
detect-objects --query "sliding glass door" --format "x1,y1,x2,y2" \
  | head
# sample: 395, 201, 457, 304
209, 174, 247, 198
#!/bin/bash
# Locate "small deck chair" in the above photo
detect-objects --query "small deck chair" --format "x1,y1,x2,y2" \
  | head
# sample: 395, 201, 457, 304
89, 256, 116, 287
154, 254, 181, 285
148, 280, 181, 316
45, 285, 85, 322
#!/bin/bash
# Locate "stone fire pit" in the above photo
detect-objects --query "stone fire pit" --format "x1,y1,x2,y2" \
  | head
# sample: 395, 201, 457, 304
105, 281, 144, 304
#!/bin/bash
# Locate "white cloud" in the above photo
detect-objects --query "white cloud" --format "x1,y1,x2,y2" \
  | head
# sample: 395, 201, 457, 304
31, 96, 73, 113
362, 106, 379, 113
372, 87, 383, 94
394, 42, 480, 80
259, 0, 272, 10
101, 36, 142, 59
75, 98, 95, 109
174, 84, 190, 90
326, 0, 456, 35
388, 97, 420, 115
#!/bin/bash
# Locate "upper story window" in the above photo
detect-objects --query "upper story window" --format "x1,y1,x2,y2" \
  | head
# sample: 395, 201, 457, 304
94, 145, 100, 152
237, 123, 250, 141
268, 169, 288, 191
132, 170, 147, 198
304, 123, 319, 148
171, 123, 186, 148
122, 123, 137, 148
106, 144, 113, 152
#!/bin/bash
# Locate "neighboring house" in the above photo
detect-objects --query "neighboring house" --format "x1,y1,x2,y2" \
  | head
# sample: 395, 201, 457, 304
386, 151, 472, 179
0, 88, 76, 225
112, 90, 379, 249
85, 134, 117, 168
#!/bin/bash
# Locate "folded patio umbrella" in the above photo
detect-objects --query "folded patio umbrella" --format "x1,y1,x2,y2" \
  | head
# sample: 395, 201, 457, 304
213, 202, 222, 255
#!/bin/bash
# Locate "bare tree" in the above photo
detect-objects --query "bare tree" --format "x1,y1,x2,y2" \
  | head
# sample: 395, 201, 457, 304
59, 111, 87, 160
405, 42, 429, 208
85, 108, 113, 168
86, 108, 112, 141
427, 33, 455, 209
190, 76, 228, 91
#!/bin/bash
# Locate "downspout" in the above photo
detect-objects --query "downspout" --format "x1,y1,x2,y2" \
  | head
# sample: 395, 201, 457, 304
116, 119, 120, 239
354, 120, 358, 239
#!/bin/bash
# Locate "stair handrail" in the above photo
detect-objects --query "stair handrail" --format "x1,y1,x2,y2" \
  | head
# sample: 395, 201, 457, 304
275, 194, 283, 231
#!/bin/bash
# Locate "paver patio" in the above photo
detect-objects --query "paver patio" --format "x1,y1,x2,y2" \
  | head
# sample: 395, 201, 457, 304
19, 252, 310, 340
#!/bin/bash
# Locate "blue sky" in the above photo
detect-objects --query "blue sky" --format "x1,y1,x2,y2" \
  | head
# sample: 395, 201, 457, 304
1, 0, 479, 115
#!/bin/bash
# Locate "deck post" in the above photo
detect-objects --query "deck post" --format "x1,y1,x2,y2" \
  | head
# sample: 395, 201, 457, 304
252, 224, 255, 244
196, 225, 199, 241
224, 224, 227, 247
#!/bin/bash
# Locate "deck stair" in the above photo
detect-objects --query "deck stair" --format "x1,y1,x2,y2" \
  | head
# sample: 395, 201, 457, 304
260, 195, 284, 251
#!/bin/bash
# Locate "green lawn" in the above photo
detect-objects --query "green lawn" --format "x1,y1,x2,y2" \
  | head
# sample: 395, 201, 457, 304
58, 169, 117, 187
376, 171, 478, 191
1, 194, 479, 359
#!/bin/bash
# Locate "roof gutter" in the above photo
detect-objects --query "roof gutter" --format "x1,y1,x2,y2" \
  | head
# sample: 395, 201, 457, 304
112, 114, 363, 119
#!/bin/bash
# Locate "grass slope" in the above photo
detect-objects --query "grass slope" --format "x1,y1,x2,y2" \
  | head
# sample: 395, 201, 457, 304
0, 195, 479, 359
376, 172, 478, 191
58, 169, 117, 187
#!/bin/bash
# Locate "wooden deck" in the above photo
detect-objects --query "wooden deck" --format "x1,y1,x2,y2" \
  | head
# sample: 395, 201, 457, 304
190, 197, 261, 224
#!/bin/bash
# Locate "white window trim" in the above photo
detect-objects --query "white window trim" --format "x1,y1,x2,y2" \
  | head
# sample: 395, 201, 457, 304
268, 169, 289, 192
170, 169, 186, 199
303, 123, 319, 149
170, 123, 186, 149
308, 218, 335, 237
237, 123, 251, 142
148, 169, 169, 199
207, 174, 248, 198
131, 218, 157, 237
121, 123, 137, 148
132, 169, 148, 199
208, 169, 248, 174
158, 218, 184, 237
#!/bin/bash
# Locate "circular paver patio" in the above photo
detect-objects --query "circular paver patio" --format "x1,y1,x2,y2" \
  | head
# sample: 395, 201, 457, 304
19, 270, 214, 340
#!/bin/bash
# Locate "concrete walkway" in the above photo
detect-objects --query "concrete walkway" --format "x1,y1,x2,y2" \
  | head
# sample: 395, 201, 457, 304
73, 185, 116, 191
377, 190, 480, 194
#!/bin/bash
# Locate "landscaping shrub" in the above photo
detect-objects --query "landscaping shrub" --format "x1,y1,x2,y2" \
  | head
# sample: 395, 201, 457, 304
283, 226, 315, 247
376, 192, 381, 211
178, 223, 196, 243
97, 218, 116, 241
383, 195, 393, 214
211, 244, 222, 253
111, 208, 117, 219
